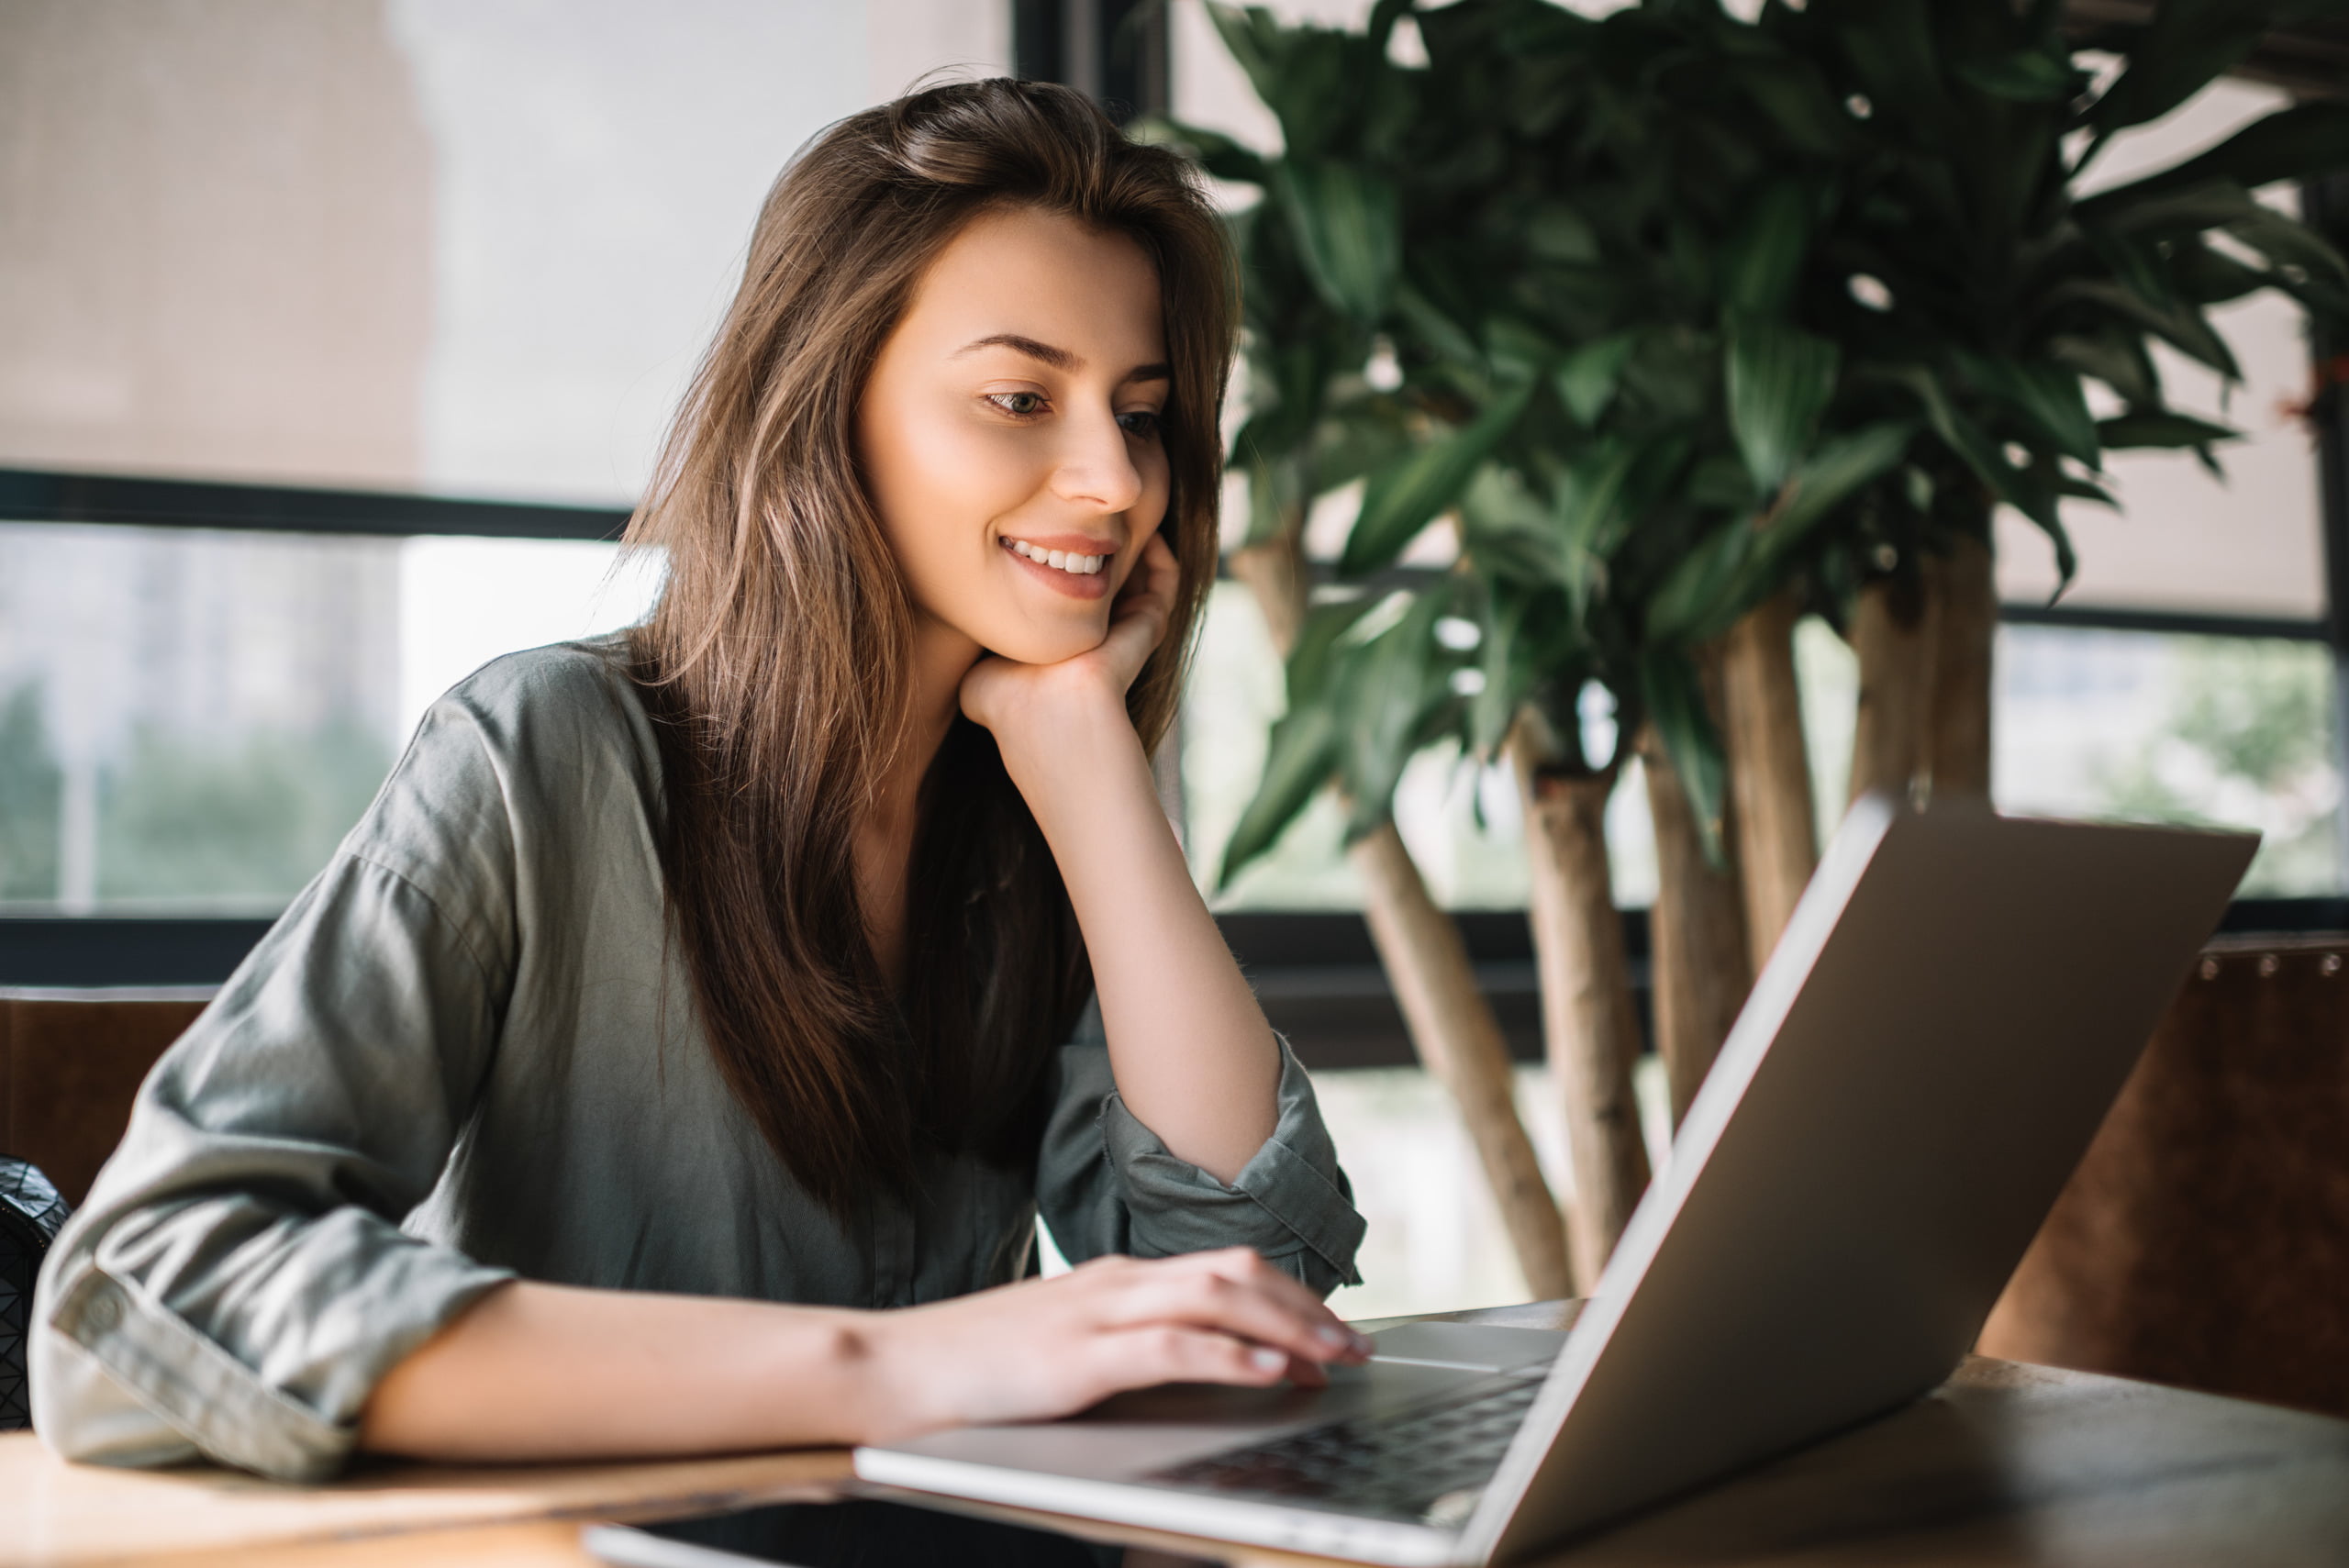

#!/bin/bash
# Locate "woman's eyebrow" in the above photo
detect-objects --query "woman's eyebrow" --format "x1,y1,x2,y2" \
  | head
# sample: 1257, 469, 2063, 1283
955, 332, 1079, 369
954, 333, 1171, 384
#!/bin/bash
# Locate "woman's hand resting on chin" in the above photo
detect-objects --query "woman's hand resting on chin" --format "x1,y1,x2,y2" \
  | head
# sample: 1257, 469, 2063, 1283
857, 1248, 1374, 1442
957, 532, 1178, 751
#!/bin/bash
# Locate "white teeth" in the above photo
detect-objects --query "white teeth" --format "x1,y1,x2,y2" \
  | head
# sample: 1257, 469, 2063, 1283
1008, 539, 1106, 575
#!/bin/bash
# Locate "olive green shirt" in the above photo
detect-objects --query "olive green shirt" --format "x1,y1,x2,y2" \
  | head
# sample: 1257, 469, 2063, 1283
31, 639, 1364, 1482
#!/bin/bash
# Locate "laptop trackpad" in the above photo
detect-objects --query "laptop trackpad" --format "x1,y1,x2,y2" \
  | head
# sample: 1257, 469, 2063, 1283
1078, 1321, 1563, 1424
1365, 1321, 1564, 1373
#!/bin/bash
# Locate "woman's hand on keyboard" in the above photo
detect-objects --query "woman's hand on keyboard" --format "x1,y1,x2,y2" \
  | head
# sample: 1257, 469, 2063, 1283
856, 1247, 1375, 1440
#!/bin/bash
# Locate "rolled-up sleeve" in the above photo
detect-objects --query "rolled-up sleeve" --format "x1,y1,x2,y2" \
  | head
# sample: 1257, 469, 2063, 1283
31, 706, 522, 1482
1037, 1017, 1365, 1297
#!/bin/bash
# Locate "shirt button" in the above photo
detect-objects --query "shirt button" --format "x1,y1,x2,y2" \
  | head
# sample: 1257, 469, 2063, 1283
82, 1288, 123, 1333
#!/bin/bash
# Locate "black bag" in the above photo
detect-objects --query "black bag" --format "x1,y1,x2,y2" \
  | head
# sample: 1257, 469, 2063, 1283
1, 1158, 70, 1430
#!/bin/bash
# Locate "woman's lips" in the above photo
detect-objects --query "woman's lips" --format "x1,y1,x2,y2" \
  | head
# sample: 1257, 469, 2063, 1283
1000, 536, 1114, 601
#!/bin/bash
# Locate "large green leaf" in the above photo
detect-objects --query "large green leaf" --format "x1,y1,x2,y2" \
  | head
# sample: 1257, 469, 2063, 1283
2169, 239, 2276, 306
1727, 321, 1840, 495
1216, 583, 1415, 886
1458, 465, 1570, 591
1486, 316, 1566, 382
1758, 421, 1917, 563
2228, 206, 2349, 287
1887, 363, 2076, 581
1341, 382, 1535, 577
1286, 593, 1386, 708
1954, 47, 2080, 104
2097, 411, 2241, 450
1727, 56, 1853, 160
1205, 4, 1282, 104
2077, 183, 2348, 313
1235, 332, 1344, 463
1719, 182, 1814, 319
1526, 202, 1602, 265
1472, 585, 1540, 761
1272, 159, 1402, 323
2087, 0, 2272, 136
1217, 703, 1339, 889
1956, 352, 2101, 468
2079, 102, 2349, 214
1135, 117, 1273, 188
1555, 332, 1638, 426
1813, 0, 1954, 146
1619, 324, 1720, 428
1552, 439, 1646, 616
1209, 7, 1365, 160
1646, 519, 1761, 646
2047, 277, 2240, 380
2046, 331, 2162, 407
1640, 648, 1729, 866
1394, 281, 1483, 366
1339, 588, 1459, 839
2089, 177, 2267, 239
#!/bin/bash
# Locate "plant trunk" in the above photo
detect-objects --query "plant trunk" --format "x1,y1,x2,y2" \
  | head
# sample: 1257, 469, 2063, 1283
1232, 534, 1575, 1299
1846, 571, 1937, 808
1635, 717, 1751, 1128
1721, 590, 1819, 976
1351, 824, 1575, 1298
1510, 728, 1651, 1287
1925, 532, 1996, 800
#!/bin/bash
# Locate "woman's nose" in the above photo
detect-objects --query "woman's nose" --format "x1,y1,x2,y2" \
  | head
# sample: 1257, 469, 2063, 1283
1050, 408, 1144, 516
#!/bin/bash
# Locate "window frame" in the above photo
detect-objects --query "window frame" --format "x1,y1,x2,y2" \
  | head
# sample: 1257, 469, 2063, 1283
5, 15, 2345, 1062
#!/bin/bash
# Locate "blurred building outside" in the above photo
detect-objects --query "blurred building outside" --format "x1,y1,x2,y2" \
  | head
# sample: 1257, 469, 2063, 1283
0, 0, 2341, 1318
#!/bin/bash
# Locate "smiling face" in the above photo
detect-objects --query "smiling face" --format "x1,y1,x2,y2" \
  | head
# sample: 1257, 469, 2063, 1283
856, 206, 1173, 669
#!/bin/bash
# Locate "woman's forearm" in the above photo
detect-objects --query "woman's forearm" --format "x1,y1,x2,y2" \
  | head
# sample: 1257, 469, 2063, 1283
359, 1281, 888, 1461
362, 1255, 1366, 1463
1001, 702, 1280, 1184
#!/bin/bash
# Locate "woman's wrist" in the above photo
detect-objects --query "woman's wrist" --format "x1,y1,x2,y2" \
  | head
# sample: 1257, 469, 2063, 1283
988, 682, 1147, 797
837, 1301, 976, 1444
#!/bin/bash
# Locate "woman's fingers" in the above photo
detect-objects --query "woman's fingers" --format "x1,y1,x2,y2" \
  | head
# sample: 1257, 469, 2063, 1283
885, 1251, 1371, 1431
1101, 534, 1175, 651
1088, 1251, 1370, 1369
1085, 1324, 1295, 1394
1196, 1247, 1353, 1329
1286, 1353, 1330, 1389
1189, 1248, 1371, 1361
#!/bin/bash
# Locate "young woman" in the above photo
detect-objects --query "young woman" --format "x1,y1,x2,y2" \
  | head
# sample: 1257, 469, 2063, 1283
32, 79, 1367, 1482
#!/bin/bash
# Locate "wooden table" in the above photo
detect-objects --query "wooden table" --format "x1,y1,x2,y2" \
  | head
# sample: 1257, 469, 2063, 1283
8, 1301, 2348, 1567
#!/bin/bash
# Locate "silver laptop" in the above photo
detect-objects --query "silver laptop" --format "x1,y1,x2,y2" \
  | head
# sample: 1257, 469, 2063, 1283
854, 795, 2255, 1565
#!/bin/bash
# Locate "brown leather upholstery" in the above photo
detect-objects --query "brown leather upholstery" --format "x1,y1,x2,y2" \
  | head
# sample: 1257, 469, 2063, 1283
1979, 935, 2349, 1419
0, 995, 206, 1207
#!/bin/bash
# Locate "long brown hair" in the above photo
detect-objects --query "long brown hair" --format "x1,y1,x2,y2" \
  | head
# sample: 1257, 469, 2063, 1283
622, 79, 1234, 1218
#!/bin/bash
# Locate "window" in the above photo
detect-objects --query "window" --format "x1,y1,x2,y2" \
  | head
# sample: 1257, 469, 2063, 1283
0, 1, 1008, 928
0, 519, 657, 916
0, 2, 1010, 501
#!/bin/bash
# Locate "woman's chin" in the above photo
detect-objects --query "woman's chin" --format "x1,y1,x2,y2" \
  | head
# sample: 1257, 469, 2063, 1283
983, 622, 1109, 669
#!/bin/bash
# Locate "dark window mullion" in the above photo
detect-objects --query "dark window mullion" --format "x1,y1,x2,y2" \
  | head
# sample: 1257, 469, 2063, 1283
1012, 0, 1166, 124
2305, 173, 2349, 886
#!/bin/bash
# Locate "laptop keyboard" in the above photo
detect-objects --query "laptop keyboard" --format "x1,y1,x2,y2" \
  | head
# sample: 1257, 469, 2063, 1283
1144, 1372, 1545, 1524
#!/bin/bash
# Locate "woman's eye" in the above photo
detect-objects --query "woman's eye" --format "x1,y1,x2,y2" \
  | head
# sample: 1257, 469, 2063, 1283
986, 392, 1048, 417
1117, 410, 1162, 438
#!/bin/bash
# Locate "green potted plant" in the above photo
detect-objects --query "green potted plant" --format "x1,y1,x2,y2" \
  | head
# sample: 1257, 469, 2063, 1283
1167, 0, 2349, 1282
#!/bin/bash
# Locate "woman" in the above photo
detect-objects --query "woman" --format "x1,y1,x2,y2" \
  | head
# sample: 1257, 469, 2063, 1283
32, 79, 1367, 1482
